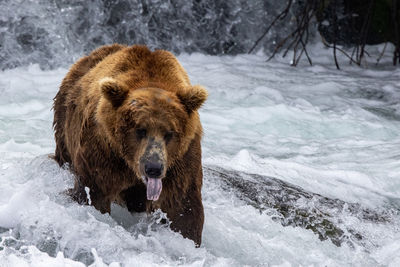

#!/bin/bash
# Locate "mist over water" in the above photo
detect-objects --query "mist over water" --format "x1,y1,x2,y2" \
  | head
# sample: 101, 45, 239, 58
0, 0, 298, 70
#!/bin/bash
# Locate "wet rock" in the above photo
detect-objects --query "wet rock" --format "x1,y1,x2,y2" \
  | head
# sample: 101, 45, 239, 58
204, 166, 395, 248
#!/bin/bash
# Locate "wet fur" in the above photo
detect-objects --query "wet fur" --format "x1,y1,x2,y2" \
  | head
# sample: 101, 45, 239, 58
53, 44, 206, 246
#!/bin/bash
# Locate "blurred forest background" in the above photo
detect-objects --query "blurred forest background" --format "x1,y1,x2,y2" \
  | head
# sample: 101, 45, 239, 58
0, 0, 399, 70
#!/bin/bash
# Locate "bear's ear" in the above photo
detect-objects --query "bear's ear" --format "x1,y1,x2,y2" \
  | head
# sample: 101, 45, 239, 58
99, 77, 129, 108
177, 85, 208, 114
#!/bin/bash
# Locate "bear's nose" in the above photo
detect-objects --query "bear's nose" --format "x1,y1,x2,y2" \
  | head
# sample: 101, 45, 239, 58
144, 162, 163, 178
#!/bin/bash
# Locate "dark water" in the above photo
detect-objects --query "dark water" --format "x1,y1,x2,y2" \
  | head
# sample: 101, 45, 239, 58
0, 0, 301, 70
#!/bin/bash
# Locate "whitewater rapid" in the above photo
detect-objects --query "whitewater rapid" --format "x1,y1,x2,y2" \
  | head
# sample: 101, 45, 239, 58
0, 44, 400, 266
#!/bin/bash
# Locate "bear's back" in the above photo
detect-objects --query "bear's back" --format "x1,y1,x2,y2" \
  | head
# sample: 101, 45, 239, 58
53, 44, 126, 165
81, 45, 191, 96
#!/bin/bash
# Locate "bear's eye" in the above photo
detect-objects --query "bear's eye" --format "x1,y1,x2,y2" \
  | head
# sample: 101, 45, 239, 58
136, 128, 147, 139
164, 132, 173, 143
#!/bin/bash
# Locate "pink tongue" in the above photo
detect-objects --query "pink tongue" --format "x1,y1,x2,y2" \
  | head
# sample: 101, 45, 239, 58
146, 177, 162, 201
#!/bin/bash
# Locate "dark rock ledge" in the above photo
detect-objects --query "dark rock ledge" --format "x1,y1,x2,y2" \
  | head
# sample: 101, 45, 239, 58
204, 166, 398, 248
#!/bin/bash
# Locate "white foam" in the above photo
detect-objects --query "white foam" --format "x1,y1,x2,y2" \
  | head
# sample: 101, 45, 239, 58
85, 187, 92, 205
0, 246, 86, 267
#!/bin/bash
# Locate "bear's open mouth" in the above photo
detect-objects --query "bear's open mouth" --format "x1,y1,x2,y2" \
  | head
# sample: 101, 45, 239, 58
143, 176, 162, 201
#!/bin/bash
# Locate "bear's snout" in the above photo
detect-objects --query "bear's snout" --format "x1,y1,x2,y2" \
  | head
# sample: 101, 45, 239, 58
141, 140, 165, 201
145, 161, 163, 178
139, 137, 166, 180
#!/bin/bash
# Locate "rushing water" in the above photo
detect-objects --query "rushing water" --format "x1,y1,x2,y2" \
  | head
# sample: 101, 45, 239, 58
0, 0, 297, 70
0, 43, 400, 266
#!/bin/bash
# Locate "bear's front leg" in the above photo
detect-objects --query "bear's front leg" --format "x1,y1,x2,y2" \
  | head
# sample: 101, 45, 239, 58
164, 190, 204, 247
69, 179, 112, 214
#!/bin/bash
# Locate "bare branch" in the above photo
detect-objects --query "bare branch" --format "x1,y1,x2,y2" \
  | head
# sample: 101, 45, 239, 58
376, 42, 388, 65
248, 0, 293, 54
332, 0, 340, 69
392, 0, 400, 65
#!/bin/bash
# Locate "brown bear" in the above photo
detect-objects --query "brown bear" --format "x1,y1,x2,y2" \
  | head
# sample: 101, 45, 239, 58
53, 44, 207, 246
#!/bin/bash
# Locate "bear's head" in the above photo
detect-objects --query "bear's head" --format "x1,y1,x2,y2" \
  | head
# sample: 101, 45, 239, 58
96, 77, 207, 201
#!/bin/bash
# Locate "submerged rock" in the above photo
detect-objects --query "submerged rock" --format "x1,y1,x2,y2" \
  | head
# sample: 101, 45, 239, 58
204, 166, 396, 248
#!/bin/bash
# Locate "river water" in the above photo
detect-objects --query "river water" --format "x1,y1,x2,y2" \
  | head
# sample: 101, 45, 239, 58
0, 44, 399, 266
